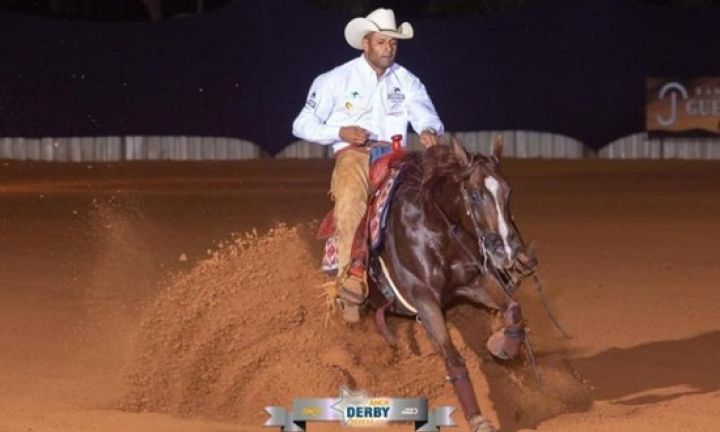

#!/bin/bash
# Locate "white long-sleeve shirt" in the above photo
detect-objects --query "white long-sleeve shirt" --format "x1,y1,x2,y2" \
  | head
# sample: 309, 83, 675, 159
292, 55, 444, 154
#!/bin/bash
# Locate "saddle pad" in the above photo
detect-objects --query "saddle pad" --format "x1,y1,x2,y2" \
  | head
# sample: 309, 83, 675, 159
316, 209, 335, 240
369, 167, 402, 252
321, 234, 338, 275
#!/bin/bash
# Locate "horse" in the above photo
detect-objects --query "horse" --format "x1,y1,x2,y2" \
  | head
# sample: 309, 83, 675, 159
364, 138, 538, 432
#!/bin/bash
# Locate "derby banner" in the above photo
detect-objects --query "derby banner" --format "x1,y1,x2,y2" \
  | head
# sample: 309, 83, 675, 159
647, 77, 720, 136
264, 386, 457, 431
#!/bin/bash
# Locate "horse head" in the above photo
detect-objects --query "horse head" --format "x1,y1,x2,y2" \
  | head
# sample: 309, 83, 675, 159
447, 136, 537, 277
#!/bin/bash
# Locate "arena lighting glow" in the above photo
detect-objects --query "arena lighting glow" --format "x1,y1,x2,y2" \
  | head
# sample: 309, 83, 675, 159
265, 386, 456, 431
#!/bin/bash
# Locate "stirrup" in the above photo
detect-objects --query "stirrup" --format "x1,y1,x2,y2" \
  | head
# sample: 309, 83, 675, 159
338, 275, 367, 305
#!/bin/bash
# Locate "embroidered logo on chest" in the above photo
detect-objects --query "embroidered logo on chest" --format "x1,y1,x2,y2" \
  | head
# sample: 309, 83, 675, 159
388, 87, 405, 103
387, 87, 405, 113
344, 90, 366, 113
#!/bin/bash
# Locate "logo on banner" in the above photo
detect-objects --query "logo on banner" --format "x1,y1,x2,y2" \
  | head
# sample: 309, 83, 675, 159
264, 386, 456, 431
656, 82, 689, 126
647, 77, 720, 135
331, 387, 391, 427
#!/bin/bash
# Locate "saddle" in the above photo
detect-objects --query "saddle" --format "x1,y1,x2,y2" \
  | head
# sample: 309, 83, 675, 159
317, 137, 406, 275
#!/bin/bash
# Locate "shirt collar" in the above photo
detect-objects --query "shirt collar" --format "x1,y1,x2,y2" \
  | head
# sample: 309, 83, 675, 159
357, 54, 397, 81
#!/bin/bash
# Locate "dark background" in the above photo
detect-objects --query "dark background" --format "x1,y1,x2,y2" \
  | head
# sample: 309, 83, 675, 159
1, 0, 719, 154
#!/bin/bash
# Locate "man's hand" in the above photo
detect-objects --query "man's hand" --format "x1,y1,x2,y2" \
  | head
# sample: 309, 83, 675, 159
339, 126, 369, 146
420, 129, 438, 148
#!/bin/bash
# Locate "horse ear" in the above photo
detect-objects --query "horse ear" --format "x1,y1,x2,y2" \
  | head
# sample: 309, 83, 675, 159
492, 134, 503, 164
452, 137, 469, 167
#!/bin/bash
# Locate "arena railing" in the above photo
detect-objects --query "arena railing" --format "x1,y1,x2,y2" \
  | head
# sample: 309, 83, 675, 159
1, 132, 719, 161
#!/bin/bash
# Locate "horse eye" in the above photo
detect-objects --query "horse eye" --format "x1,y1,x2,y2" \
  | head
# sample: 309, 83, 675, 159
470, 191, 483, 202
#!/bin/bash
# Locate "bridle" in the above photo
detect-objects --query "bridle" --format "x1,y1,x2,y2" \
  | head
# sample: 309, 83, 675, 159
432, 155, 524, 297
460, 178, 490, 269
430, 152, 569, 386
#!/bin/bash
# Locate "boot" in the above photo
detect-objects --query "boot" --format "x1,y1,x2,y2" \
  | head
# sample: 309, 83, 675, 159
340, 299, 360, 323
338, 274, 367, 323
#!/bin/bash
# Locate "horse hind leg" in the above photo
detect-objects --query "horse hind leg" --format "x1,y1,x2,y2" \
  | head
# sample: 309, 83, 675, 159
486, 301, 525, 361
415, 301, 497, 432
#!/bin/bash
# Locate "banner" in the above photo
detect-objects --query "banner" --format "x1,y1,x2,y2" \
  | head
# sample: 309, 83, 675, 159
264, 386, 457, 431
646, 77, 720, 136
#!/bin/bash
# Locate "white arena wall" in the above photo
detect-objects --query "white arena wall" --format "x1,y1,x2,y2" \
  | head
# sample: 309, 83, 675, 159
277, 131, 589, 159
1, 132, 719, 161
600, 133, 720, 160
0, 136, 264, 162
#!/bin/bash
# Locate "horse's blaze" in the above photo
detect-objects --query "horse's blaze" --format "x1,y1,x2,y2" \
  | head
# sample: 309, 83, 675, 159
483, 176, 513, 261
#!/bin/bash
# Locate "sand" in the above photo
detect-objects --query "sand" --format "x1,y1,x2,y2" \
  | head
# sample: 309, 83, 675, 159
0, 158, 718, 432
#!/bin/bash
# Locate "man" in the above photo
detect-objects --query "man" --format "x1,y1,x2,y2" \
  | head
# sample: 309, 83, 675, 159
292, 8, 444, 322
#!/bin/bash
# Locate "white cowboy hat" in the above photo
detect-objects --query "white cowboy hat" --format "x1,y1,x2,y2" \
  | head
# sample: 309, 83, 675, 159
344, 8, 414, 50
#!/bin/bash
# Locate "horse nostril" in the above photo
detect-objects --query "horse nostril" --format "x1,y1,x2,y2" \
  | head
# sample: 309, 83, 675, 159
495, 243, 504, 252
484, 235, 511, 259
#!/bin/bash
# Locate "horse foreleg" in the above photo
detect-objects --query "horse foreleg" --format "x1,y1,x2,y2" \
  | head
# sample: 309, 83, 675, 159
415, 301, 496, 432
486, 301, 525, 360
456, 276, 525, 361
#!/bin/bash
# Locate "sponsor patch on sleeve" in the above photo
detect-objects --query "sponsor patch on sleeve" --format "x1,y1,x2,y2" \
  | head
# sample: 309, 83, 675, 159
306, 90, 318, 109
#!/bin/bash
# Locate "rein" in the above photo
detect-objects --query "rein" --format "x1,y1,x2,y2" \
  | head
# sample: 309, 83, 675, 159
430, 155, 519, 299
431, 198, 492, 278
431, 191, 517, 302
431, 189, 544, 385
435, 173, 569, 338
428, 159, 570, 386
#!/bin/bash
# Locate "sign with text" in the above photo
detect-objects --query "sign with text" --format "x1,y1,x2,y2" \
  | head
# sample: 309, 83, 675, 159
646, 77, 720, 136
265, 386, 457, 431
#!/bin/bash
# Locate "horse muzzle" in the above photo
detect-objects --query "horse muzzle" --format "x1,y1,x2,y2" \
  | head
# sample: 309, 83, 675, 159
483, 235, 537, 274
484, 235, 510, 266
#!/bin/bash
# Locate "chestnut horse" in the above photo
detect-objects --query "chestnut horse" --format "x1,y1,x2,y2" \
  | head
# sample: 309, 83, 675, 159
365, 139, 537, 432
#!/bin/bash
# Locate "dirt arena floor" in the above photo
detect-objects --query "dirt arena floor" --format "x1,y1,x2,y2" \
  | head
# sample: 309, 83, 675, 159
0, 157, 718, 432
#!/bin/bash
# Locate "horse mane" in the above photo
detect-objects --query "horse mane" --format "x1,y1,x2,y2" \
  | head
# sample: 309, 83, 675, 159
421, 145, 465, 189
391, 145, 491, 197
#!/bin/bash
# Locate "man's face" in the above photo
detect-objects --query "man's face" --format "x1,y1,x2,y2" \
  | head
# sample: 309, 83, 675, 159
362, 32, 398, 72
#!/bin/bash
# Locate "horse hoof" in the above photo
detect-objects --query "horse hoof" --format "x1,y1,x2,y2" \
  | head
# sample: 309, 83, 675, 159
469, 414, 496, 432
486, 330, 510, 360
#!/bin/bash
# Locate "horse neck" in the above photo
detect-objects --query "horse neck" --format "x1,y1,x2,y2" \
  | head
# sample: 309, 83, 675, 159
428, 177, 463, 225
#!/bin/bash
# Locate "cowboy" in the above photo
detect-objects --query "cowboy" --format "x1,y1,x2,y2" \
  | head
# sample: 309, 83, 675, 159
292, 8, 444, 322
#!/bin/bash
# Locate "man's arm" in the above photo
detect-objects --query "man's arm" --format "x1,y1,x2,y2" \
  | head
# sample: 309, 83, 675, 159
292, 75, 341, 145
406, 76, 444, 147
